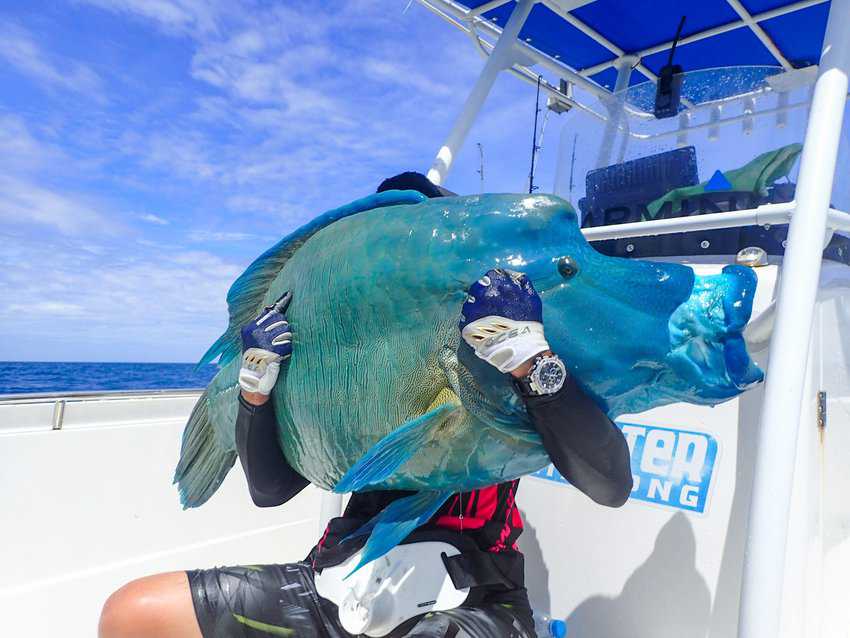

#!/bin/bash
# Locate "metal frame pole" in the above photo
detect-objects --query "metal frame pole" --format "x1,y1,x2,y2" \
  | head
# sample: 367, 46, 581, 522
595, 56, 636, 169
738, 1, 850, 636
426, 0, 536, 185
318, 492, 343, 536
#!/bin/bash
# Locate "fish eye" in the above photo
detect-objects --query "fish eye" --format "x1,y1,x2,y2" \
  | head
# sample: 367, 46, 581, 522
558, 255, 579, 279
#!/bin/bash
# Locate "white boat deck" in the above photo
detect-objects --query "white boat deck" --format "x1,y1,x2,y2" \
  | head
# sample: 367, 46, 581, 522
0, 390, 323, 637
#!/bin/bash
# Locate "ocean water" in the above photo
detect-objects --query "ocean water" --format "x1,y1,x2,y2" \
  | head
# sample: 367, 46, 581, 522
0, 361, 219, 395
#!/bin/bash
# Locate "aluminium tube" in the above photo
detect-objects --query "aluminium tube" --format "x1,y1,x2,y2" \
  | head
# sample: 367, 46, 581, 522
426, 0, 536, 185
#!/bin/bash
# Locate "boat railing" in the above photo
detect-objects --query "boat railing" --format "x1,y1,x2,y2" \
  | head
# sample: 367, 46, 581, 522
581, 203, 850, 241
0, 388, 203, 403
0, 388, 203, 433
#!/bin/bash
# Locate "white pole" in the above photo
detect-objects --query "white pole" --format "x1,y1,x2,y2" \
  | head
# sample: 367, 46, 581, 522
317, 492, 344, 536
738, 1, 850, 636
594, 56, 635, 169
426, 0, 536, 185
581, 202, 794, 241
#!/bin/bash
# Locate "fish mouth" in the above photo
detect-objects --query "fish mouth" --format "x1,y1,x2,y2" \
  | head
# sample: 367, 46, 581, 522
667, 264, 764, 399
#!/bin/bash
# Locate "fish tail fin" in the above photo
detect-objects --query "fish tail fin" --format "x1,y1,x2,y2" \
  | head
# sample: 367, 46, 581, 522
173, 388, 236, 508
346, 490, 453, 576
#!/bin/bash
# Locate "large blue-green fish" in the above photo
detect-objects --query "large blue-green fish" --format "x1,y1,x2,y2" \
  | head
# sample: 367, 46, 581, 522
175, 190, 762, 563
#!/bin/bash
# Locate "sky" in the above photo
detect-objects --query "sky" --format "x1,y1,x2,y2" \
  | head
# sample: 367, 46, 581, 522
0, 0, 565, 363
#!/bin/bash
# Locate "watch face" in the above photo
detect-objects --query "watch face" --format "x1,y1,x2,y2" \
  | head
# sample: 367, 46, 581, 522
533, 357, 566, 393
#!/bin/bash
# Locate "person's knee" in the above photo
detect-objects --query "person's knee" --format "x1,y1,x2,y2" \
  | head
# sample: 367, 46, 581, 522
99, 573, 197, 638
99, 579, 143, 638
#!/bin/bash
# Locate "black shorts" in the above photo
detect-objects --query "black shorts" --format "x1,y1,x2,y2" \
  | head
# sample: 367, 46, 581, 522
187, 562, 535, 638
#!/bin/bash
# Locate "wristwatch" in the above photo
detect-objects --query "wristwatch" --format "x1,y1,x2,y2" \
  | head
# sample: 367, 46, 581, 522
513, 353, 568, 396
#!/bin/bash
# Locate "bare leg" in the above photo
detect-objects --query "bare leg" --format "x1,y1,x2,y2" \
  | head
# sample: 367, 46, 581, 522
99, 571, 203, 638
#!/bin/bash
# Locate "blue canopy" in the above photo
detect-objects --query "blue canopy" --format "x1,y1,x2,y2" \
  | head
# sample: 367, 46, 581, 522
457, 0, 830, 91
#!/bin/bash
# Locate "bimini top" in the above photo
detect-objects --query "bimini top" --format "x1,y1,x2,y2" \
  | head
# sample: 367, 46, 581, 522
436, 0, 830, 96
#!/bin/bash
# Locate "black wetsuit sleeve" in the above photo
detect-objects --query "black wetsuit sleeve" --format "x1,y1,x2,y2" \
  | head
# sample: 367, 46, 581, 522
517, 374, 633, 507
235, 394, 310, 508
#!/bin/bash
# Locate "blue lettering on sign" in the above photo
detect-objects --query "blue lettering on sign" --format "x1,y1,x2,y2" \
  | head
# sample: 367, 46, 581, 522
530, 422, 718, 514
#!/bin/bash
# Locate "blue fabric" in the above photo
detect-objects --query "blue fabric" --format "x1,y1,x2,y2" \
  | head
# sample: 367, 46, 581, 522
760, 2, 831, 69
456, 0, 829, 82
484, 2, 613, 69
640, 28, 779, 74
589, 67, 649, 91
571, 0, 740, 53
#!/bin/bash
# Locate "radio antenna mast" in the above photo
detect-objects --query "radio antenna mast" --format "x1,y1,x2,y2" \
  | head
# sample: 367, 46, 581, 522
568, 133, 578, 200
477, 142, 485, 193
528, 75, 542, 194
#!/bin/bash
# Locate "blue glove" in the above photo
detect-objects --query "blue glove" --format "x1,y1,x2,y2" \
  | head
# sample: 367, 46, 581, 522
459, 269, 550, 373
238, 292, 293, 395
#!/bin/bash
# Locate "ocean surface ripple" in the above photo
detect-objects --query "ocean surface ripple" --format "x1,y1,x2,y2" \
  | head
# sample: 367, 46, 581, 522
0, 361, 219, 395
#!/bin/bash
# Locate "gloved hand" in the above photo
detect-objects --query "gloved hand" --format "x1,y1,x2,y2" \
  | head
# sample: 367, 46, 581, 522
459, 269, 550, 373
239, 292, 293, 396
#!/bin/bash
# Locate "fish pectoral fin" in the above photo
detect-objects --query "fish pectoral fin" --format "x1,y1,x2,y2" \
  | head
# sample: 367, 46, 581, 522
333, 403, 460, 494
344, 490, 453, 575
447, 344, 541, 444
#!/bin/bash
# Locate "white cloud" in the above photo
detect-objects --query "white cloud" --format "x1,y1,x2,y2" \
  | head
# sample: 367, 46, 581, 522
52, 0, 482, 226
140, 131, 220, 180
0, 23, 103, 98
0, 236, 242, 361
139, 213, 169, 225
77, 0, 222, 36
6, 301, 86, 316
0, 115, 55, 169
189, 44, 338, 114
0, 175, 112, 235
187, 230, 256, 242
361, 58, 451, 97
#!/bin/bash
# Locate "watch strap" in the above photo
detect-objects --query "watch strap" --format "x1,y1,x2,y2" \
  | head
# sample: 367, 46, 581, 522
512, 353, 549, 397
512, 374, 536, 397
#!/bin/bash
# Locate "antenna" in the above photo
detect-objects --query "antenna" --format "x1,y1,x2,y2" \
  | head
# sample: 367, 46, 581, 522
476, 142, 485, 193
654, 15, 687, 119
568, 133, 578, 200
667, 15, 686, 66
528, 75, 542, 194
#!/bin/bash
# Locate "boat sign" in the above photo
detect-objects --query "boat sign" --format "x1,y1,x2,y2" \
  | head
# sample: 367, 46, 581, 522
530, 422, 719, 514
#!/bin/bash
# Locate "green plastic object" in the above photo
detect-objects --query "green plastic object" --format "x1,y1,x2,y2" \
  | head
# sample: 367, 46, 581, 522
645, 143, 802, 219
